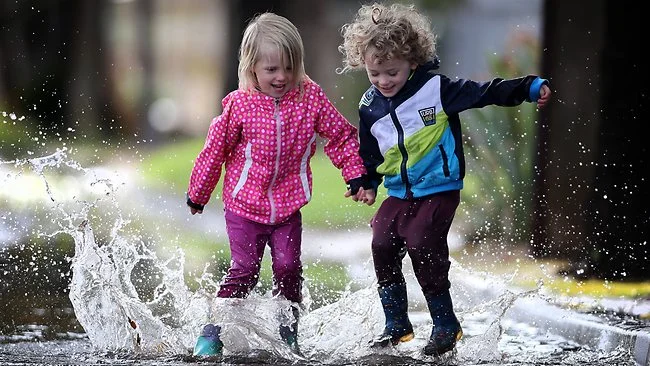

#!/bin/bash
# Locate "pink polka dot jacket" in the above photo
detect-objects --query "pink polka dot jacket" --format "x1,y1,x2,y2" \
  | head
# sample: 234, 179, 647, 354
187, 79, 367, 225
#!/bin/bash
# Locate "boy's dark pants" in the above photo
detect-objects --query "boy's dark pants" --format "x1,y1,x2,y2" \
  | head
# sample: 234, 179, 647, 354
218, 209, 303, 303
371, 190, 460, 296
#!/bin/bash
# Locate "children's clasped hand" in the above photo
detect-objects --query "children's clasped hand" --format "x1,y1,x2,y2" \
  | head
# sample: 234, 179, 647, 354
344, 187, 376, 205
345, 175, 376, 205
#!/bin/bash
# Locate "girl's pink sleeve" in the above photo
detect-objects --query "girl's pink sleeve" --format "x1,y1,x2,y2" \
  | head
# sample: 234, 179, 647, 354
187, 94, 239, 206
314, 87, 367, 182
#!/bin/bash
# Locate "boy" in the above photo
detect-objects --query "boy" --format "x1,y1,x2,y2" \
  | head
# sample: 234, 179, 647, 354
339, 2, 551, 356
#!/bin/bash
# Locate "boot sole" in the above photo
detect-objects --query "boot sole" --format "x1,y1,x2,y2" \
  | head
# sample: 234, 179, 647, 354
423, 329, 463, 356
371, 331, 415, 348
397, 332, 415, 344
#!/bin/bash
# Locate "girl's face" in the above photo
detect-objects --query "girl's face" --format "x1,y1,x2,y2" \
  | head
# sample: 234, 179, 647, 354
253, 45, 295, 98
363, 48, 417, 98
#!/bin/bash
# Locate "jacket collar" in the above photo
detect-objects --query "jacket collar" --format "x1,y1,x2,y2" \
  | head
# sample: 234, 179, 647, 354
372, 58, 441, 100
250, 82, 303, 104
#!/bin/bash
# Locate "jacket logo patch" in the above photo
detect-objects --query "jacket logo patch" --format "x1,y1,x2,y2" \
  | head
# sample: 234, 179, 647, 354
418, 107, 436, 126
359, 89, 374, 107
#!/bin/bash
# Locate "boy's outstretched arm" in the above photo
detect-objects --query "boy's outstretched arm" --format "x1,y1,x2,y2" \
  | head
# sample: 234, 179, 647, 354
537, 84, 552, 109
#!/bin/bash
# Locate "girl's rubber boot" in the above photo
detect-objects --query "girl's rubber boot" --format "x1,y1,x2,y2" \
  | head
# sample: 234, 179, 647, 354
193, 324, 224, 356
423, 290, 463, 356
371, 282, 414, 348
279, 305, 301, 355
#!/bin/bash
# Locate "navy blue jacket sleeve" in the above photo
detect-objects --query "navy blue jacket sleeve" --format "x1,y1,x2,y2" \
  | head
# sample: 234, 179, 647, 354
440, 74, 544, 115
357, 109, 384, 191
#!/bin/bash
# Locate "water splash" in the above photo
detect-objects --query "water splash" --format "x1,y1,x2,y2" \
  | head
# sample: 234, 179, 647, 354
3, 147, 609, 364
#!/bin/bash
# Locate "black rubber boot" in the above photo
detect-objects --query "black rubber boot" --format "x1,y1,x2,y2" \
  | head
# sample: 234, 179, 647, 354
371, 282, 414, 348
279, 304, 301, 355
423, 290, 462, 356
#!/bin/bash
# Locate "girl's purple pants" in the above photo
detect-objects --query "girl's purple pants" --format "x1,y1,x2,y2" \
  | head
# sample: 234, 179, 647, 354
217, 209, 303, 303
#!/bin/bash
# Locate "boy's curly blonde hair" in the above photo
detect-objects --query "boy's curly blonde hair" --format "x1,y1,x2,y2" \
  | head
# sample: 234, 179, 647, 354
338, 2, 437, 73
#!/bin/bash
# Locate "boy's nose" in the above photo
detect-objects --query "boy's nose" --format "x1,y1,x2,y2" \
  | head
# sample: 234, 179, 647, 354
377, 75, 391, 86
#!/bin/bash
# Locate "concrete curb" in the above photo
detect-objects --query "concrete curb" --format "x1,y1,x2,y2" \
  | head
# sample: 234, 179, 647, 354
637, 332, 650, 366
505, 297, 650, 366
452, 269, 650, 366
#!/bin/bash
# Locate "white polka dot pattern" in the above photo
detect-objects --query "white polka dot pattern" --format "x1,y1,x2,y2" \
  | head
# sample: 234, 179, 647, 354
187, 80, 366, 224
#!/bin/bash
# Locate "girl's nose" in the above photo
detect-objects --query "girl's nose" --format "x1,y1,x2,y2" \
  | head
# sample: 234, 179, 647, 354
276, 71, 288, 81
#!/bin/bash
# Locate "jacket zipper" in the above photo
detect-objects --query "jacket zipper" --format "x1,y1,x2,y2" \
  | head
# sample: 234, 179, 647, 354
267, 98, 282, 223
388, 98, 412, 197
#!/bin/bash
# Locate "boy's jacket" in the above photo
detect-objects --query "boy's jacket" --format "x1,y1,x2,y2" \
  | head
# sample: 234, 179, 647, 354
358, 61, 547, 199
188, 79, 366, 224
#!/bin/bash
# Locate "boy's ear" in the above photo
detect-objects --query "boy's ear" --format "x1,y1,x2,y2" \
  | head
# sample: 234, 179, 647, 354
410, 63, 418, 70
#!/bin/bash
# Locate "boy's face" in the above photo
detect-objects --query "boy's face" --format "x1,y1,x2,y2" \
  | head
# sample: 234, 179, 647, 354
363, 48, 417, 98
254, 44, 295, 98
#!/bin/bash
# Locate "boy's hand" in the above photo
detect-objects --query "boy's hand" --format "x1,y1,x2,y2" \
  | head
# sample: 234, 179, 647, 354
359, 188, 376, 206
537, 84, 551, 109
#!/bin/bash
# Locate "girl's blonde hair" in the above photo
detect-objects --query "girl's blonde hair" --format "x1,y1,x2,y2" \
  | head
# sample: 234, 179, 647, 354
238, 13, 306, 92
338, 3, 437, 73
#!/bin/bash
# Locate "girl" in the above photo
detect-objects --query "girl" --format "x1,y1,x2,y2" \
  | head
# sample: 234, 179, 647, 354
339, 2, 551, 357
187, 12, 368, 356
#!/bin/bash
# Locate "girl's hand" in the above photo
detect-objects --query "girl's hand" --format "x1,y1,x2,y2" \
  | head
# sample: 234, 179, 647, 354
186, 193, 204, 215
537, 84, 551, 109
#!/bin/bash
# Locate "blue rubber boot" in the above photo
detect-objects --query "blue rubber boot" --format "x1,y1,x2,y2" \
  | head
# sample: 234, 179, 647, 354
193, 324, 224, 357
371, 282, 414, 348
279, 305, 301, 355
424, 290, 462, 356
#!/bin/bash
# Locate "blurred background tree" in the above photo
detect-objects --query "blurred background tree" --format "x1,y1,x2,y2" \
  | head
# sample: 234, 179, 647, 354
535, 0, 649, 280
0, 0, 120, 153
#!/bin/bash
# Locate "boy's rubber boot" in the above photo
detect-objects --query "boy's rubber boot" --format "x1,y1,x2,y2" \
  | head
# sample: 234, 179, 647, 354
371, 282, 415, 348
279, 305, 301, 355
423, 290, 463, 356
193, 324, 224, 356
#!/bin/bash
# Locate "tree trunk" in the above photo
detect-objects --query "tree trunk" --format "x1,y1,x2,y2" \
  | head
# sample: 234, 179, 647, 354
534, 0, 649, 280
585, 2, 649, 280
0, 0, 120, 144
